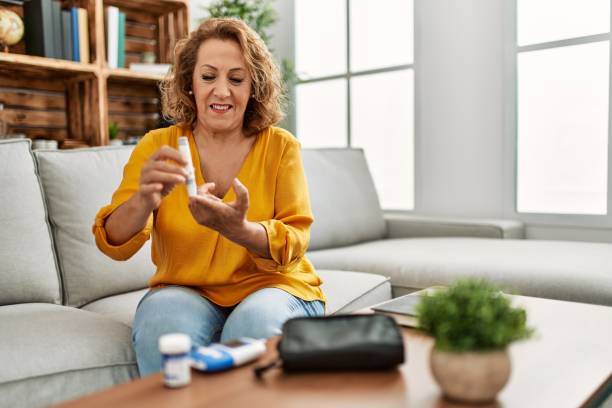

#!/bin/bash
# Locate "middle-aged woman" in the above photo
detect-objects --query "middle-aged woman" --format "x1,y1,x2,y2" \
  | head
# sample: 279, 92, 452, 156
93, 18, 325, 376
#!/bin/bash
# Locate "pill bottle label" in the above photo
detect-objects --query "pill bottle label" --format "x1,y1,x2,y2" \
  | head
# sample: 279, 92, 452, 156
162, 353, 191, 388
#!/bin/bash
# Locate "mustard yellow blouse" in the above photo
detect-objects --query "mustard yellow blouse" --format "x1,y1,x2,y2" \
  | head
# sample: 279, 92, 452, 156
92, 125, 325, 307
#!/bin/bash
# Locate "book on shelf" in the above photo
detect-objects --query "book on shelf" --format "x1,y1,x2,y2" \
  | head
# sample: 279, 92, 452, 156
129, 63, 171, 75
23, 0, 83, 61
50, 0, 62, 58
105, 6, 119, 68
371, 293, 423, 327
117, 11, 126, 68
60, 9, 72, 60
70, 7, 79, 61
77, 7, 89, 63
23, 0, 55, 58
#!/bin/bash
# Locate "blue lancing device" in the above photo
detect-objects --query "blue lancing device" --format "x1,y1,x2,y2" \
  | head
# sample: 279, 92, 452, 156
190, 338, 266, 372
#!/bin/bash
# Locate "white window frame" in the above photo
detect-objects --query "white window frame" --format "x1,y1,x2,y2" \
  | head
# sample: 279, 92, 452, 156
503, 0, 612, 228
291, 0, 415, 211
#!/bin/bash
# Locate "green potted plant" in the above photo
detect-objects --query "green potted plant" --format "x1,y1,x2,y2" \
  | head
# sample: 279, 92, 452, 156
417, 278, 534, 403
108, 121, 122, 146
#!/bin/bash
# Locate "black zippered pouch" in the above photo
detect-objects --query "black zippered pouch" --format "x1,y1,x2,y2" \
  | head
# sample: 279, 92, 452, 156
256, 314, 405, 375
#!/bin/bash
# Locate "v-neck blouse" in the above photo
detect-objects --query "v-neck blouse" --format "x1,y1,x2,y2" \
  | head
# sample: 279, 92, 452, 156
93, 125, 325, 307
189, 127, 258, 202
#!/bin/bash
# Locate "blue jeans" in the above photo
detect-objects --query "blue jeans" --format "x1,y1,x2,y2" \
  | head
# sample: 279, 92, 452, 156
132, 286, 325, 376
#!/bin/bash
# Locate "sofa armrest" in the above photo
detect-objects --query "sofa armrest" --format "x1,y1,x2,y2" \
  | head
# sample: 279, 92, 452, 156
384, 213, 525, 239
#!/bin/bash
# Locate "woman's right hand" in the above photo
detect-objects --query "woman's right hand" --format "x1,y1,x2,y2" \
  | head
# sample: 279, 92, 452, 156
135, 146, 188, 212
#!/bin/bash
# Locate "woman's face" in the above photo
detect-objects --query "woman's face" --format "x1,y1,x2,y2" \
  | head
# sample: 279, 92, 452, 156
191, 38, 252, 134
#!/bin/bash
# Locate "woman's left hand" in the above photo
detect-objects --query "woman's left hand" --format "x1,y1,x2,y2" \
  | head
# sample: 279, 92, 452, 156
188, 178, 249, 239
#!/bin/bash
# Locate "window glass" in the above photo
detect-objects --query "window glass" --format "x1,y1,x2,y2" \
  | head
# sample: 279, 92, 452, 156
518, 0, 610, 46
517, 42, 609, 214
350, 0, 414, 71
295, 0, 347, 79
351, 70, 415, 209
296, 79, 348, 148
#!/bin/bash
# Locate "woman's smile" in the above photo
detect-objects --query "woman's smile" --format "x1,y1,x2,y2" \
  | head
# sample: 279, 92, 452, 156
210, 103, 233, 114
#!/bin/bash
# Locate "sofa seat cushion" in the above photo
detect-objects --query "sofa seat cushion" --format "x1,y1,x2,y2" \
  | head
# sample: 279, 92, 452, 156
0, 303, 137, 407
308, 238, 612, 306
82, 289, 148, 327
81, 270, 391, 327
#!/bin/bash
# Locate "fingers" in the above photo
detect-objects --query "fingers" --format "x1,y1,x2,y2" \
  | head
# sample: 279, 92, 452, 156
148, 160, 188, 177
141, 170, 186, 186
151, 145, 187, 166
139, 183, 163, 195
197, 182, 217, 197
190, 193, 226, 211
141, 147, 188, 190
231, 178, 249, 212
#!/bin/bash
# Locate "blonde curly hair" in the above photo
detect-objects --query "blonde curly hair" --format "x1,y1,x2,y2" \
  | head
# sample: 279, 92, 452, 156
160, 18, 284, 136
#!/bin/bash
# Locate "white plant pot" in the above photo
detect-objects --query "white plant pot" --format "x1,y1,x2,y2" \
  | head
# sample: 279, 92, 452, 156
109, 139, 123, 146
430, 347, 511, 403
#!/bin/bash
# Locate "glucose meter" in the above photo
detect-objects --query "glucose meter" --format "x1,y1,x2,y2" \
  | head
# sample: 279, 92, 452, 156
191, 338, 266, 372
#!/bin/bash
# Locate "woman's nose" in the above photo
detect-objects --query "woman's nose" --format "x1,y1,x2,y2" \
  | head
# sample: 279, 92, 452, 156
213, 82, 231, 98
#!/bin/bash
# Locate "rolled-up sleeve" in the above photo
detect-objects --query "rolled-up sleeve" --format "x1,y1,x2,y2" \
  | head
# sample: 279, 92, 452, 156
253, 140, 314, 272
92, 133, 156, 261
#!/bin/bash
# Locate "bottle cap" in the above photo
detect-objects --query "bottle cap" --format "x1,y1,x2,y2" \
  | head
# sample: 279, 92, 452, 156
159, 333, 191, 354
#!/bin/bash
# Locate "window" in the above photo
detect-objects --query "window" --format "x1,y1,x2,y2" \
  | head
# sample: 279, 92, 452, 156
294, 0, 415, 210
513, 0, 611, 219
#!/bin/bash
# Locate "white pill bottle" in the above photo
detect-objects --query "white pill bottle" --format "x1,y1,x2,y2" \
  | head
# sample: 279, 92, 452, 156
159, 333, 192, 388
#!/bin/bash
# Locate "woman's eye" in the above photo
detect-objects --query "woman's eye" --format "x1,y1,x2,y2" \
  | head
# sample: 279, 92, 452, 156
201, 75, 215, 81
230, 78, 244, 84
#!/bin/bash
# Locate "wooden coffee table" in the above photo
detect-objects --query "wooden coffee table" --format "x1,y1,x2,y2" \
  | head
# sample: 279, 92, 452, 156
55, 295, 612, 408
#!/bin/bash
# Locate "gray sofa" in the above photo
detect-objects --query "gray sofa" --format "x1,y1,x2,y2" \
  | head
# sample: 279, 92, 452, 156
1, 139, 611, 407
1, 139, 390, 408
303, 149, 612, 306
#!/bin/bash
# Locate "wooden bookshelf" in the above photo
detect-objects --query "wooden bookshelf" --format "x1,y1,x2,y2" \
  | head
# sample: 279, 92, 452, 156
105, 67, 166, 82
0, 0, 189, 147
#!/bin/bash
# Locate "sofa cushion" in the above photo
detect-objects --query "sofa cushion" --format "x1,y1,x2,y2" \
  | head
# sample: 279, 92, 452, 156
36, 146, 155, 307
308, 238, 612, 306
81, 288, 148, 326
0, 139, 61, 305
81, 270, 391, 327
318, 269, 391, 314
302, 148, 387, 250
0, 303, 138, 407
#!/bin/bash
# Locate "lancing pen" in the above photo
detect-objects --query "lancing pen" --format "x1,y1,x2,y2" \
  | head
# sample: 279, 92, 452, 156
178, 136, 197, 197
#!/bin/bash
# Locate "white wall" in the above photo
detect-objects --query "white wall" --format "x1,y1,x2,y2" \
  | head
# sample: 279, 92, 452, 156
415, 0, 506, 218
414, 0, 612, 242
189, 0, 212, 31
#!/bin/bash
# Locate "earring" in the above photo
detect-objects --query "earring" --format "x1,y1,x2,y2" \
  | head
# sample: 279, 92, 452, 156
188, 90, 193, 95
